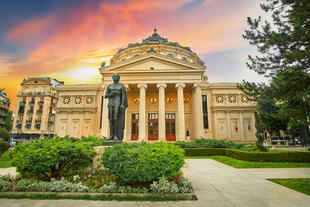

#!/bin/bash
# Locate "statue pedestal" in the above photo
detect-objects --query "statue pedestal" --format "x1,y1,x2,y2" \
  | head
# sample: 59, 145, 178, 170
102, 140, 122, 146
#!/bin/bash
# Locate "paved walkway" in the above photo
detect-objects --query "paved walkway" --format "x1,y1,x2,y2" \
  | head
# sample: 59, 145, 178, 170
1, 159, 310, 207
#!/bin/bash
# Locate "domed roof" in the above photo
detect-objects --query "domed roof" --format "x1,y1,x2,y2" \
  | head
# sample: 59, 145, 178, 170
116, 29, 192, 54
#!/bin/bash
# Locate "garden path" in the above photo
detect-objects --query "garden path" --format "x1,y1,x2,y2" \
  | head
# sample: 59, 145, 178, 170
1, 159, 310, 207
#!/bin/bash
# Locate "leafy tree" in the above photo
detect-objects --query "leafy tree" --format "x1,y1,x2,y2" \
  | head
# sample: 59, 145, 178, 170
0, 128, 10, 141
0, 141, 10, 156
243, 0, 310, 76
254, 112, 268, 152
242, 0, 310, 142
4, 111, 12, 131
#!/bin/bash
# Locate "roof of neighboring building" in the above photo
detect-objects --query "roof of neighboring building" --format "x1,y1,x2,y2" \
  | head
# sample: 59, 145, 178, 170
22, 77, 63, 87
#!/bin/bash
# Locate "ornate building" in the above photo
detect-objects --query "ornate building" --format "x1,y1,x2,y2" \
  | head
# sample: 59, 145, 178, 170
0, 89, 10, 129
54, 29, 257, 142
11, 78, 63, 138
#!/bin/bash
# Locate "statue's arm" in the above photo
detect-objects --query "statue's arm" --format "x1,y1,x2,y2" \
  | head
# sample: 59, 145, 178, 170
105, 87, 112, 98
121, 86, 126, 107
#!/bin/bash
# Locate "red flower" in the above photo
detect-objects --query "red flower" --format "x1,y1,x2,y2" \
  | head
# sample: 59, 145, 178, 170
175, 177, 179, 182
101, 178, 104, 182
96, 180, 99, 183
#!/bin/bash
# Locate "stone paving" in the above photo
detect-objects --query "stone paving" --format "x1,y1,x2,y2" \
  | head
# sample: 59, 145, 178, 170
1, 159, 310, 207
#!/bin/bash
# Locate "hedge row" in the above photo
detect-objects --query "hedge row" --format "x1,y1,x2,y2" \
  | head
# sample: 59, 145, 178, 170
184, 148, 310, 163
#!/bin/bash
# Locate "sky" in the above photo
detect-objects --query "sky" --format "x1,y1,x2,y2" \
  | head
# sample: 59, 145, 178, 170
0, 0, 269, 110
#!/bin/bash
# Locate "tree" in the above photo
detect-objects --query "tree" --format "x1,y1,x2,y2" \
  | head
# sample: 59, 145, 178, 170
242, 0, 310, 143
254, 112, 268, 152
0, 128, 10, 141
243, 0, 310, 76
4, 111, 12, 132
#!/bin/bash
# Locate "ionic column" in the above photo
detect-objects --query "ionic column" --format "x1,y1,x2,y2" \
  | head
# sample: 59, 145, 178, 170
101, 86, 109, 138
78, 112, 84, 138
239, 111, 245, 140
157, 83, 167, 141
176, 83, 186, 141
251, 111, 256, 139
226, 110, 231, 139
193, 83, 204, 138
138, 84, 147, 141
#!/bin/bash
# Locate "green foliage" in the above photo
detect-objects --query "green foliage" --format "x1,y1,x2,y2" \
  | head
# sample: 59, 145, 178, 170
254, 112, 268, 152
65, 168, 116, 189
183, 148, 310, 162
243, 0, 310, 76
242, 0, 310, 141
150, 176, 178, 194
0, 128, 10, 141
175, 138, 245, 149
0, 175, 11, 192
4, 111, 12, 131
0, 150, 15, 161
12, 138, 96, 181
15, 179, 89, 192
149, 176, 191, 194
0, 141, 10, 155
102, 143, 185, 184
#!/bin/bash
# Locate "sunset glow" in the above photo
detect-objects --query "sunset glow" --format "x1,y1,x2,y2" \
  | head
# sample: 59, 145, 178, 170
0, 0, 268, 110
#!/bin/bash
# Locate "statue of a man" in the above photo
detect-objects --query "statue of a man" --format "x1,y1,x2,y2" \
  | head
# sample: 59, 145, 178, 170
105, 73, 128, 141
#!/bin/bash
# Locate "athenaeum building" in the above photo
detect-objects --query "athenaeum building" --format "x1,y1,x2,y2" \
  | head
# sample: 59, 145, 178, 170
12, 30, 256, 142
53, 29, 257, 142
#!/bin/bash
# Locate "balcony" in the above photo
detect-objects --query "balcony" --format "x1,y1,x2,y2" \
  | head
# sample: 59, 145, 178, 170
17, 120, 23, 124
26, 120, 32, 124
38, 101, 44, 105
35, 120, 41, 124
48, 120, 54, 124
19, 101, 26, 105
27, 110, 33, 114
36, 110, 43, 114
18, 110, 24, 114
29, 101, 35, 105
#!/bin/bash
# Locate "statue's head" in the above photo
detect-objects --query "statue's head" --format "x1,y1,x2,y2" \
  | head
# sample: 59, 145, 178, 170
112, 73, 120, 83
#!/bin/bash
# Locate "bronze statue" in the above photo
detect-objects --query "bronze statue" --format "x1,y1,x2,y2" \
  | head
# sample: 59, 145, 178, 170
105, 73, 128, 141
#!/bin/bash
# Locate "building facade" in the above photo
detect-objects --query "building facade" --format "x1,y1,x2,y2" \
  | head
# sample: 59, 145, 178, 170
54, 30, 257, 143
11, 78, 63, 138
0, 89, 10, 129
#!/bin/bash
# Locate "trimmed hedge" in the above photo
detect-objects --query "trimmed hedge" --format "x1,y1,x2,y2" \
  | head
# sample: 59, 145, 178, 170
184, 148, 310, 163
102, 143, 184, 184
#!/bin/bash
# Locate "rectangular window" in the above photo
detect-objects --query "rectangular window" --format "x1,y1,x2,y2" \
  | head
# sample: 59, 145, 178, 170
202, 95, 209, 129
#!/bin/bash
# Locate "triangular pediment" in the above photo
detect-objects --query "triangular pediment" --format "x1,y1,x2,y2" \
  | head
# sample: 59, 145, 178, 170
101, 52, 205, 74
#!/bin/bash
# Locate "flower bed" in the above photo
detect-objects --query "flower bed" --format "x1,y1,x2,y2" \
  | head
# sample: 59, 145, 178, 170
2, 139, 193, 200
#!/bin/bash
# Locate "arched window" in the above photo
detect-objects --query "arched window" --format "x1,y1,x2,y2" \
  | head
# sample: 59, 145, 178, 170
181, 57, 188, 62
167, 53, 175, 58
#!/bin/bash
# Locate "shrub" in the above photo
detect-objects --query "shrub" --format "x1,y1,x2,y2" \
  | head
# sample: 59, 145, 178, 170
150, 176, 179, 194
175, 138, 245, 149
102, 143, 184, 184
0, 150, 15, 161
15, 179, 89, 192
183, 148, 310, 162
0, 128, 10, 141
0, 175, 11, 192
0, 141, 10, 156
13, 138, 96, 181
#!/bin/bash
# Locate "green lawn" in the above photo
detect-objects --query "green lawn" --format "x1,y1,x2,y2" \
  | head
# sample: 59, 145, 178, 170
0, 160, 12, 168
269, 178, 310, 196
186, 155, 310, 168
